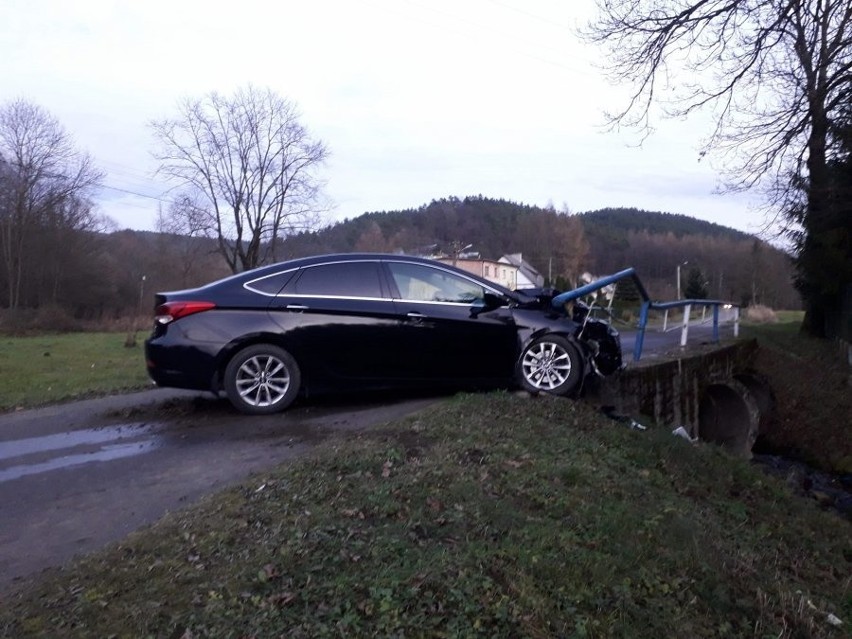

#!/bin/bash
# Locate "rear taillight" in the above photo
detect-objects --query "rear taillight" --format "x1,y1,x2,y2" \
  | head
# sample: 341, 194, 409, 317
154, 301, 217, 325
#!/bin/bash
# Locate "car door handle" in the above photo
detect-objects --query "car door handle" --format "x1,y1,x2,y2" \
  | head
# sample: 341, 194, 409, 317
285, 304, 309, 312
406, 312, 427, 322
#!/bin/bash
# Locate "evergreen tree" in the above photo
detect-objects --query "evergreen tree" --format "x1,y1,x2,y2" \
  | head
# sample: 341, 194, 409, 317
684, 266, 709, 300
789, 115, 852, 337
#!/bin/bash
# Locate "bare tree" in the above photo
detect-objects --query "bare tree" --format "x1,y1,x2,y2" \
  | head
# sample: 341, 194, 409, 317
0, 99, 103, 309
155, 193, 225, 287
151, 86, 329, 273
585, 0, 850, 187
354, 220, 390, 252
515, 208, 590, 287
584, 0, 851, 331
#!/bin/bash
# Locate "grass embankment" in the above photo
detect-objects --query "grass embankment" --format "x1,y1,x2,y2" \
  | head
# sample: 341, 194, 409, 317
742, 314, 852, 474
0, 332, 150, 411
3, 393, 849, 638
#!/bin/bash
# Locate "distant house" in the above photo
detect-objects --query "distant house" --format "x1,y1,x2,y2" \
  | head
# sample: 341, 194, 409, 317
437, 257, 519, 289
499, 253, 544, 289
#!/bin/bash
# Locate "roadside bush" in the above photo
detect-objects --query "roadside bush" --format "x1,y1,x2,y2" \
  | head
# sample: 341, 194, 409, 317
746, 304, 779, 323
0, 307, 153, 336
0, 308, 31, 335
33, 305, 84, 332
82, 313, 150, 334
0, 307, 80, 335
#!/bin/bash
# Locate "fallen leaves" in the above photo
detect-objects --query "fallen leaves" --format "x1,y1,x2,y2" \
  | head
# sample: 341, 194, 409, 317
2, 392, 848, 639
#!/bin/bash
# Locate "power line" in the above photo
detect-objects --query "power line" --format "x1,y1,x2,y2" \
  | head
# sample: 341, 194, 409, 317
0, 156, 173, 208
99, 183, 171, 204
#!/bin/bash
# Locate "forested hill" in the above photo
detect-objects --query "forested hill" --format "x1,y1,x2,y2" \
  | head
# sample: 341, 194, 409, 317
278, 196, 797, 308
580, 207, 753, 241
280, 196, 549, 261
281, 197, 752, 259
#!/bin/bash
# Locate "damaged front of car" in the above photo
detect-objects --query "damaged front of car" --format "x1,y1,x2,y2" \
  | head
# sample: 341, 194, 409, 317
509, 286, 623, 397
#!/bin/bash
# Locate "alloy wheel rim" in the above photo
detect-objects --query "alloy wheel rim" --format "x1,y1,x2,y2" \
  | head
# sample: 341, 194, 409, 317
522, 342, 571, 390
235, 355, 291, 407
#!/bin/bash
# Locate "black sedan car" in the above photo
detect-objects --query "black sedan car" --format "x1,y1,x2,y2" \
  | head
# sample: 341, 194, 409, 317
145, 253, 622, 414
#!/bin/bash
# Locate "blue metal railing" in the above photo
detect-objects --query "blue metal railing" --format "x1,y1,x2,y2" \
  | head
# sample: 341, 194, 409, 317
550, 268, 739, 362
636, 299, 740, 361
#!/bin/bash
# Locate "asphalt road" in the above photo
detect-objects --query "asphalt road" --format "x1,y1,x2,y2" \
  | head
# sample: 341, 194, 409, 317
0, 388, 440, 594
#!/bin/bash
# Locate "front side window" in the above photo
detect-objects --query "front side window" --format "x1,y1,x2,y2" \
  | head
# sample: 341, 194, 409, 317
285, 261, 383, 298
388, 262, 486, 304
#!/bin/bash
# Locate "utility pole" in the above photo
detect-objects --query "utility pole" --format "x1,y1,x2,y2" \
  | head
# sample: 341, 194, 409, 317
139, 275, 146, 310
676, 261, 688, 300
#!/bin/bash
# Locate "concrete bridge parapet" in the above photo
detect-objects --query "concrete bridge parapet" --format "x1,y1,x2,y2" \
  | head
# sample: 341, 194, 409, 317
595, 339, 772, 457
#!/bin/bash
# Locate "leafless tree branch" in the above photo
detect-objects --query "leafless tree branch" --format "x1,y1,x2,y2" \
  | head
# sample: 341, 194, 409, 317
0, 99, 104, 309
151, 86, 329, 273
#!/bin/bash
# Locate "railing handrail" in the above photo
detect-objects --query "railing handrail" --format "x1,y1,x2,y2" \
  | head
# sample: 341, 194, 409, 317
651, 299, 734, 310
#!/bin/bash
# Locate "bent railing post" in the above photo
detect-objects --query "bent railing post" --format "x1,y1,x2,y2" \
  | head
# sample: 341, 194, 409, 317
634, 300, 651, 361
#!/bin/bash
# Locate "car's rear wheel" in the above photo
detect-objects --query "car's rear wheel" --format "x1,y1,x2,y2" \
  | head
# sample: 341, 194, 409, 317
518, 335, 582, 396
224, 344, 301, 414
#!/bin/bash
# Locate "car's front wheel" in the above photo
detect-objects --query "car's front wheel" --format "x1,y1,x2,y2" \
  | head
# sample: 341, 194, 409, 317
224, 344, 301, 414
518, 335, 583, 396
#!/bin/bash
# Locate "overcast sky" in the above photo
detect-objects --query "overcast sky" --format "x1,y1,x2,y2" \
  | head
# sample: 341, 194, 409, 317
1, 0, 769, 235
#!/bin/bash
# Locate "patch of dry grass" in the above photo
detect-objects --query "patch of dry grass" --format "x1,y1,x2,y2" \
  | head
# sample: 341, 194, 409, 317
745, 304, 780, 323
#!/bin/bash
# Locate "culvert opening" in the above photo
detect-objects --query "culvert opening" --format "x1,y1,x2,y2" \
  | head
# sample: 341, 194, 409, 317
732, 371, 775, 435
698, 382, 759, 457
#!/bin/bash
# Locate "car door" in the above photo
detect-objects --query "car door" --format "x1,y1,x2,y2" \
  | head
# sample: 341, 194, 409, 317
384, 260, 518, 382
266, 259, 400, 382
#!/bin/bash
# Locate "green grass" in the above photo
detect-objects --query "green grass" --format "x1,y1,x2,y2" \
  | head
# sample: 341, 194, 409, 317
3, 393, 849, 638
772, 310, 806, 324
739, 311, 834, 360
0, 332, 151, 411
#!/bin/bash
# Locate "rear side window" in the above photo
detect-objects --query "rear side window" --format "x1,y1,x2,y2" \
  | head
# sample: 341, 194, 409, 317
286, 262, 384, 298
244, 270, 296, 295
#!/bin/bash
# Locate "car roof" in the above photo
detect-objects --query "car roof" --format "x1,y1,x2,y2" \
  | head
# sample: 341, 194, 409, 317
159, 253, 530, 303
223, 253, 517, 295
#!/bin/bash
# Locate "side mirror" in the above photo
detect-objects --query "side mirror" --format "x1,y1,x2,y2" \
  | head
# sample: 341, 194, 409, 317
483, 292, 508, 308
471, 292, 508, 317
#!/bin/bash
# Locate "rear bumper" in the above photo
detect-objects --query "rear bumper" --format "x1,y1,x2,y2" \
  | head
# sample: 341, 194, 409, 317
144, 336, 220, 392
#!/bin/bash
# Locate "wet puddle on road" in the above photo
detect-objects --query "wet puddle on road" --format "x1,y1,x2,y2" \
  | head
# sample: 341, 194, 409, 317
0, 423, 163, 482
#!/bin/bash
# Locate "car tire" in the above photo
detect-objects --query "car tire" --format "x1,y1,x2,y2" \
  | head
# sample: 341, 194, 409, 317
517, 335, 583, 396
224, 344, 301, 415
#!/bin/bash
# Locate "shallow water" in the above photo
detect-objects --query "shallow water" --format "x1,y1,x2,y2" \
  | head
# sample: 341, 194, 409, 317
752, 452, 852, 519
0, 422, 163, 482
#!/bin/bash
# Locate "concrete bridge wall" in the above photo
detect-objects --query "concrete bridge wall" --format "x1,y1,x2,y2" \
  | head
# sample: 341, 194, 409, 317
595, 339, 771, 457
